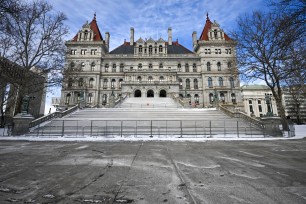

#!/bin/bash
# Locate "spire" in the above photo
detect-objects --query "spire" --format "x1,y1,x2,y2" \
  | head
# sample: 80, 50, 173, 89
206, 12, 210, 21
93, 12, 96, 21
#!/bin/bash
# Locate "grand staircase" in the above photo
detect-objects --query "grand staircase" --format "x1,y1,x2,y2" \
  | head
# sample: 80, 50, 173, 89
28, 97, 265, 138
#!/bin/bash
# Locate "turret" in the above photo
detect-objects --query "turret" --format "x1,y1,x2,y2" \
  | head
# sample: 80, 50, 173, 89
130, 27, 134, 45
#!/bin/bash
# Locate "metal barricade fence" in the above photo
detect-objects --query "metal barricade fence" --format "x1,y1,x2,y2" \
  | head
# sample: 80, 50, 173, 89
30, 119, 266, 138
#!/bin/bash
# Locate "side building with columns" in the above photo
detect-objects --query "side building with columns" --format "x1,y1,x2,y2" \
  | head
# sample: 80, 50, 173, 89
241, 85, 278, 117
59, 14, 242, 108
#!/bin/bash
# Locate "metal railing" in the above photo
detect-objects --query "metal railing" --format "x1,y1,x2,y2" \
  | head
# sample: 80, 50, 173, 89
29, 119, 267, 138
29, 105, 78, 128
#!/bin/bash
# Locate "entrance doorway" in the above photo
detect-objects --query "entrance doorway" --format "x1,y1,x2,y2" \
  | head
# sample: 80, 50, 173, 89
159, 90, 166, 97
147, 90, 154, 97
134, 89, 141, 97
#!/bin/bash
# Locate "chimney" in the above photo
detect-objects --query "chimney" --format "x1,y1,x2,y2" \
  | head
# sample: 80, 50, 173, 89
105, 32, 110, 51
130, 27, 134, 45
192, 31, 197, 49
168, 27, 172, 45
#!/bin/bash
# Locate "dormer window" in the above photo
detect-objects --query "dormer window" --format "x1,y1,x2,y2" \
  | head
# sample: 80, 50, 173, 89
84, 30, 88, 40
139, 45, 143, 53
159, 45, 163, 53
214, 29, 218, 38
149, 45, 153, 55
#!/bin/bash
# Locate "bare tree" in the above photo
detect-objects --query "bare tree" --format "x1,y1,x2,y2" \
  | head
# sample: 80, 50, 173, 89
232, 11, 301, 131
0, 0, 68, 118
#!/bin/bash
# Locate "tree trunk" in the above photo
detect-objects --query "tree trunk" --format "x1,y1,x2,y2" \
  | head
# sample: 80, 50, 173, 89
275, 97, 289, 131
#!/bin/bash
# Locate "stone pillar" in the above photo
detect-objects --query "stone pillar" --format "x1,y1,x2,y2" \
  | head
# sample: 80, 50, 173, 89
12, 114, 34, 136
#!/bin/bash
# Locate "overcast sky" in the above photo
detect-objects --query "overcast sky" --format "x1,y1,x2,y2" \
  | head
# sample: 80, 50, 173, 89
45, 0, 270, 113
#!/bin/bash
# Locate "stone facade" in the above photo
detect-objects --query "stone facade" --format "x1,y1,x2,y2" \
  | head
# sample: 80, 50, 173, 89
241, 85, 278, 117
60, 14, 241, 108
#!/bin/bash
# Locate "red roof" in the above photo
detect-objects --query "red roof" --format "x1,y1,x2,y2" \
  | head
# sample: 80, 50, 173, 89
199, 14, 231, 41
71, 14, 103, 42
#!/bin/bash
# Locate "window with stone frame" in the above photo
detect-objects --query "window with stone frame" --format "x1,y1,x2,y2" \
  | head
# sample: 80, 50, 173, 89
149, 63, 153, 70
208, 77, 213, 87
78, 78, 83, 87
217, 62, 221, 71
186, 78, 190, 89
111, 79, 116, 89
195, 94, 199, 104
178, 78, 183, 89
231, 93, 236, 103
112, 64, 116, 72
68, 78, 73, 87
81, 62, 85, 70
193, 63, 197, 72
65, 93, 71, 104
89, 78, 94, 88
159, 45, 163, 53
91, 49, 97, 55
159, 63, 163, 69
185, 63, 189, 72
91, 62, 95, 71
120, 63, 124, 72
218, 77, 223, 86
138, 63, 142, 70
103, 79, 108, 89
139, 45, 143, 53
194, 79, 198, 89
229, 77, 235, 88
88, 93, 93, 103
105, 64, 109, 72
119, 79, 123, 88
148, 76, 153, 83
149, 45, 153, 55
159, 76, 164, 82
207, 62, 211, 71
178, 63, 181, 72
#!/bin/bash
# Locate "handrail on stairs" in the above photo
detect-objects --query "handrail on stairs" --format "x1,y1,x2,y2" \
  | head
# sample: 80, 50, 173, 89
29, 105, 78, 128
219, 105, 264, 129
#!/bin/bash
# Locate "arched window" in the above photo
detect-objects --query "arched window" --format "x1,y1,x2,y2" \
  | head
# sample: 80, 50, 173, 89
65, 93, 71, 104
112, 64, 116, 72
208, 77, 213, 87
159, 76, 164, 82
220, 93, 225, 102
207, 62, 211, 71
103, 79, 108, 89
81, 62, 85, 70
219, 77, 223, 86
193, 63, 197, 72
149, 63, 153, 70
89, 78, 94, 88
120, 63, 124, 72
159, 45, 163, 53
138, 63, 142, 70
88, 93, 93, 103
185, 63, 189, 72
91, 62, 95, 71
178, 78, 182, 89
105, 64, 109, 72
68, 78, 73, 87
195, 94, 199, 104
139, 45, 143, 53
178, 63, 181, 72
217, 62, 221, 71
229, 77, 235, 88
102, 94, 107, 105
148, 76, 153, 83
137, 76, 141, 83
149, 45, 153, 55
194, 79, 198, 89
159, 63, 163, 69
78, 78, 83, 87
228, 62, 232, 69
111, 79, 116, 89
209, 93, 214, 103
70, 62, 75, 70
186, 79, 190, 89
119, 79, 123, 88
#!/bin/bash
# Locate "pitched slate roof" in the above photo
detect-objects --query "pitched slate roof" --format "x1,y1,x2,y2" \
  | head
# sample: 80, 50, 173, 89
71, 14, 103, 42
110, 41, 193, 54
199, 14, 231, 41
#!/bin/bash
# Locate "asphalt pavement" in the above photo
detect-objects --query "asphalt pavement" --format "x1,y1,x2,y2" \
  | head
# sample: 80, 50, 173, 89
0, 140, 306, 203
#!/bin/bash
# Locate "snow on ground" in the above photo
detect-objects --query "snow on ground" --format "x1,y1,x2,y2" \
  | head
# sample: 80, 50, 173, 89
0, 125, 305, 142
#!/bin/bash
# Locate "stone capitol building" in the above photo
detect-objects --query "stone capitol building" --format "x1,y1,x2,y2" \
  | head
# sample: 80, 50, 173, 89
60, 14, 241, 108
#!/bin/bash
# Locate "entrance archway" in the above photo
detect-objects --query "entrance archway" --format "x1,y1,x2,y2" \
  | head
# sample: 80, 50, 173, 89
147, 90, 154, 97
159, 90, 166, 97
134, 89, 141, 97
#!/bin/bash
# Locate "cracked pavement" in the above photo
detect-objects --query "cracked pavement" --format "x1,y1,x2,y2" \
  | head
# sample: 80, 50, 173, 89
0, 140, 306, 203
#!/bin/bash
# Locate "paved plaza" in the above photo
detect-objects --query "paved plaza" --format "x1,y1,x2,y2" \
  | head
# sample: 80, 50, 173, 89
0, 140, 306, 203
